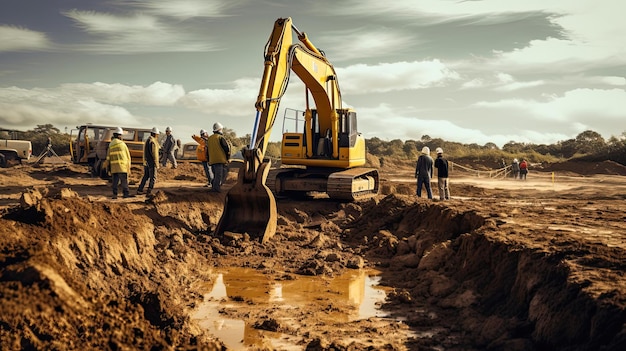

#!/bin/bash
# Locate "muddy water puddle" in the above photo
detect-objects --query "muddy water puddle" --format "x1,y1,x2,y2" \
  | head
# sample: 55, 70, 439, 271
192, 267, 394, 350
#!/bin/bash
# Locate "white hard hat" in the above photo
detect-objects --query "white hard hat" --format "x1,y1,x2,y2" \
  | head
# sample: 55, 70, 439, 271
151, 127, 160, 134
421, 146, 430, 154
435, 147, 443, 154
213, 122, 223, 132
199, 129, 207, 135
513, 158, 518, 163
113, 127, 124, 135
165, 126, 172, 132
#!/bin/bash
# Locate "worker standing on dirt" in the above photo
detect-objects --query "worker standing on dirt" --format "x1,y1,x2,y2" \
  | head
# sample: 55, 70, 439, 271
512, 158, 520, 179
519, 159, 528, 180
138, 127, 160, 196
207, 122, 231, 192
107, 127, 133, 199
161, 126, 177, 169
415, 146, 434, 199
192, 129, 213, 187
434, 147, 450, 201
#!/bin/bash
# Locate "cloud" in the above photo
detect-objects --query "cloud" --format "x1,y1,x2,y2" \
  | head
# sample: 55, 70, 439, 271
461, 72, 545, 91
0, 97, 137, 132
329, 0, 561, 21
0, 26, 51, 52
336, 0, 625, 70
59, 82, 186, 106
475, 88, 626, 122
121, 0, 239, 19
597, 76, 626, 86
492, 36, 621, 71
317, 27, 418, 62
0, 82, 190, 131
355, 103, 569, 146
496, 80, 545, 92
469, 88, 626, 141
180, 78, 258, 116
337, 60, 460, 94
62, 9, 219, 53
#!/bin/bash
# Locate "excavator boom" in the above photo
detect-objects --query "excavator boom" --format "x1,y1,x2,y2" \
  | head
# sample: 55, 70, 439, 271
215, 18, 378, 243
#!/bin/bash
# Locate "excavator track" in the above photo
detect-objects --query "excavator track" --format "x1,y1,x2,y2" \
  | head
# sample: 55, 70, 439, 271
327, 167, 379, 201
267, 167, 379, 200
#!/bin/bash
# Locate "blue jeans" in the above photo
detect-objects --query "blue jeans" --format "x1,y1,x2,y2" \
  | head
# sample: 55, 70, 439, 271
202, 161, 214, 185
417, 176, 433, 199
138, 164, 157, 193
210, 163, 228, 192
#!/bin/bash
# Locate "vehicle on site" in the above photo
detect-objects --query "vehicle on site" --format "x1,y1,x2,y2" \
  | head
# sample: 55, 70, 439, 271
70, 124, 152, 177
0, 129, 32, 167
176, 142, 200, 162
69, 124, 112, 166
216, 17, 379, 243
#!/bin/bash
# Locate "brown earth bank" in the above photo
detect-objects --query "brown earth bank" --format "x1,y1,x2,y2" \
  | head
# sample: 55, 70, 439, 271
0, 157, 624, 350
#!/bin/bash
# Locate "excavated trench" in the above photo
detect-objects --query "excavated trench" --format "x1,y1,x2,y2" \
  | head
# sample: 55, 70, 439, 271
0, 188, 624, 350
345, 195, 625, 351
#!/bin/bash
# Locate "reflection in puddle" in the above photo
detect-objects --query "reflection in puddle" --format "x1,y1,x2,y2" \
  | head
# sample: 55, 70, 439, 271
191, 268, 390, 350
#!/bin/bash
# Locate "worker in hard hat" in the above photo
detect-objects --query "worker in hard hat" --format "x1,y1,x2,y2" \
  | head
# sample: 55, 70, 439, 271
415, 146, 434, 200
207, 122, 231, 192
192, 129, 214, 187
160, 126, 177, 169
106, 127, 133, 199
434, 147, 451, 201
137, 127, 161, 196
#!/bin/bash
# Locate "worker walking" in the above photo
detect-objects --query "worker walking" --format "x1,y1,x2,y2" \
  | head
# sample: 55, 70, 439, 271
192, 129, 213, 187
137, 127, 160, 196
161, 126, 177, 169
434, 147, 450, 200
415, 146, 434, 199
207, 122, 231, 192
107, 127, 133, 199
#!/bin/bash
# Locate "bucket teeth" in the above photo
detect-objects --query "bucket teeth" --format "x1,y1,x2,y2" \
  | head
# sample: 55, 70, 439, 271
215, 161, 277, 243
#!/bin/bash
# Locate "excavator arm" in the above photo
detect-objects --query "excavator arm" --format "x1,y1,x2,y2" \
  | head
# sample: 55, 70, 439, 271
215, 17, 353, 243
251, 17, 342, 165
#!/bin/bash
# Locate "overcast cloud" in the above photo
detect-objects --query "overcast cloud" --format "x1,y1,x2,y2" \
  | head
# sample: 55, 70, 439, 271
0, 0, 624, 148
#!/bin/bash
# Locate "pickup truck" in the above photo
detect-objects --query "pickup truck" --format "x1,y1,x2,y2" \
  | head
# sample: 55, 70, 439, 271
0, 139, 32, 167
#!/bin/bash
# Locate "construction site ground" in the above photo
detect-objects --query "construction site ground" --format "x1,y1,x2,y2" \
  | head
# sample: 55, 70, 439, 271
0, 156, 624, 350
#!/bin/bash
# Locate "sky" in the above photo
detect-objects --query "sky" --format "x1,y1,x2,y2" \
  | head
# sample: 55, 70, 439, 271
1, 0, 625, 147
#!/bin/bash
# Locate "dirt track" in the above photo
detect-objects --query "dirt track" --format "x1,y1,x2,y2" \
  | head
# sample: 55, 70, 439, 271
0, 158, 624, 350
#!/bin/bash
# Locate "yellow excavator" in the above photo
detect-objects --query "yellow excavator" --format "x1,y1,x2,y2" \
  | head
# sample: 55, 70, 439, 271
215, 17, 379, 243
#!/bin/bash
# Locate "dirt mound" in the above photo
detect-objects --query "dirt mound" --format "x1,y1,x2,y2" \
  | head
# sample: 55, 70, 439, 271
539, 160, 626, 176
0, 188, 223, 350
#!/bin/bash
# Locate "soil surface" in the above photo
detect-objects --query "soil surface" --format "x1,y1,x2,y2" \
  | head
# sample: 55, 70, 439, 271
0, 156, 624, 350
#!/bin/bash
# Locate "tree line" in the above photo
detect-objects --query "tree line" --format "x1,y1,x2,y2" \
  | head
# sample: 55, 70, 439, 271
364, 129, 626, 166
2, 124, 625, 166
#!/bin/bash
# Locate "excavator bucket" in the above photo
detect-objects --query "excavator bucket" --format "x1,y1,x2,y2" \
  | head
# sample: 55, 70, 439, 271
215, 159, 277, 243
